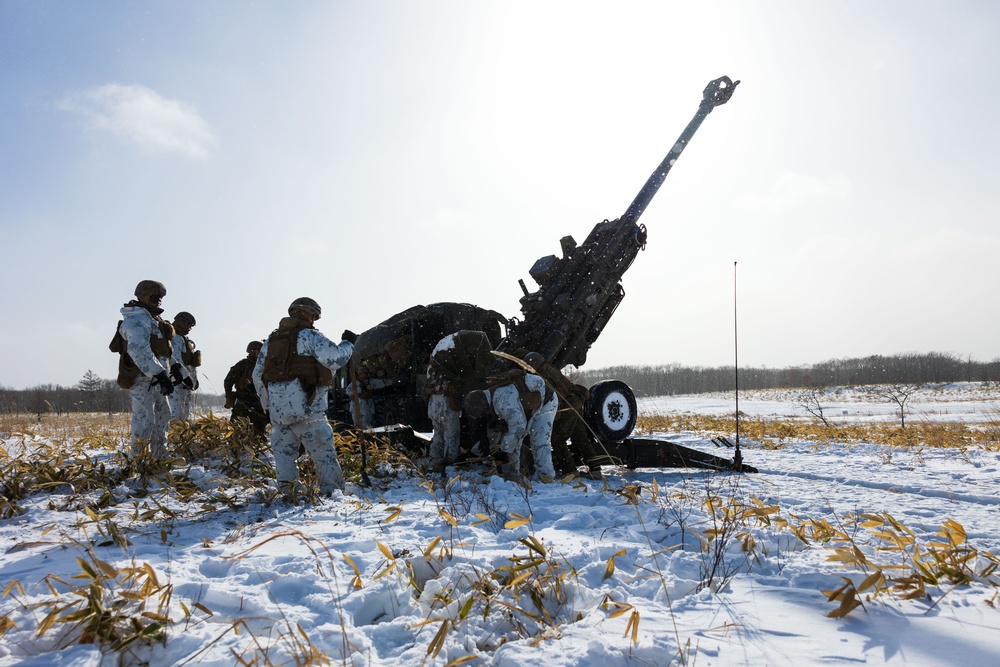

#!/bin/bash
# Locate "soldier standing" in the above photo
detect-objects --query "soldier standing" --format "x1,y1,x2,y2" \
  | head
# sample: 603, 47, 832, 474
422, 330, 495, 470
224, 341, 267, 438
169, 311, 199, 422
463, 366, 557, 483
252, 297, 356, 497
110, 280, 175, 460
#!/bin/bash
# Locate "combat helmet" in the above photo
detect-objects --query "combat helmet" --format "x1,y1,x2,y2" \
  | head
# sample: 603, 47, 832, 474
523, 352, 545, 369
463, 390, 491, 419
288, 297, 322, 319
174, 311, 196, 327
134, 280, 166, 299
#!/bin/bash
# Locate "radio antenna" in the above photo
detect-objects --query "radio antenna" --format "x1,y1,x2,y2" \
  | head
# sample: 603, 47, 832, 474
733, 261, 743, 471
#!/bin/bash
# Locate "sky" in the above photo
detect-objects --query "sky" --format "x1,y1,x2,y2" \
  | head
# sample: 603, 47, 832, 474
2, 1, 1000, 392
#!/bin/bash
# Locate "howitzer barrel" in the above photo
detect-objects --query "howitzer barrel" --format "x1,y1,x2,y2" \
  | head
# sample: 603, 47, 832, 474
624, 76, 739, 223
500, 76, 738, 370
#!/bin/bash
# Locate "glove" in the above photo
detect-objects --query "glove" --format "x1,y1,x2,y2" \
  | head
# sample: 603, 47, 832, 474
170, 363, 184, 385
153, 371, 174, 396
341, 329, 358, 345
181, 375, 195, 390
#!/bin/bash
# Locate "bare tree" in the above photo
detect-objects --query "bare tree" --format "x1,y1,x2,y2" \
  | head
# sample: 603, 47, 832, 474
867, 384, 921, 428
100, 378, 129, 415
798, 388, 831, 426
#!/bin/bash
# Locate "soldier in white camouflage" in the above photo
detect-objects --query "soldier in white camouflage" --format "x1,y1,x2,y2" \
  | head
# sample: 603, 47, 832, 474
463, 366, 557, 483
252, 297, 355, 497
522, 351, 604, 480
110, 280, 176, 460
422, 330, 495, 470
169, 311, 199, 422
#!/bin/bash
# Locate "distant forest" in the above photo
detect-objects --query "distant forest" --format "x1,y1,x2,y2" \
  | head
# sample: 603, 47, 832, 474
566, 351, 1000, 398
0, 370, 224, 417
2, 352, 998, 415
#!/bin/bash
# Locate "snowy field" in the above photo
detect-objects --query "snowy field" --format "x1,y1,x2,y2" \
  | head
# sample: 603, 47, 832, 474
2, 384, 1000, 666
641, 382, 1000, 424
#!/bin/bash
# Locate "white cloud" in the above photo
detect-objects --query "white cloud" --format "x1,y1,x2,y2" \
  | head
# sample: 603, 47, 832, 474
735, 172, 852, 211
60, 83, 215, 159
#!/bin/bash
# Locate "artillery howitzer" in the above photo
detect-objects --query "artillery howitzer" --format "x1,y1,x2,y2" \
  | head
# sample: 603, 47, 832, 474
332, 76, 755, 473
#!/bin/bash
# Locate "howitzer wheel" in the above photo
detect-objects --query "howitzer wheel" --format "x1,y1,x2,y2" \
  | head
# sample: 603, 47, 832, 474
585, 380, 637, 443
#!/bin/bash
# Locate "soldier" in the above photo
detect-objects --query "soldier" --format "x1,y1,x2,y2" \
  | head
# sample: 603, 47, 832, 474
224, 341, 267, 438
522, 352, 604, 480
110, 280, 175, 460
463, 366, 557, 483
169, 311, 199, 422
252, 297, 356, 497
422, 330, 495, 469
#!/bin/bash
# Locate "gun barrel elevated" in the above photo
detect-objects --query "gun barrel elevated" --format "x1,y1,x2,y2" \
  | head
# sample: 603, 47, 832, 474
624, 76, 739, 223
500, 76, 738, 370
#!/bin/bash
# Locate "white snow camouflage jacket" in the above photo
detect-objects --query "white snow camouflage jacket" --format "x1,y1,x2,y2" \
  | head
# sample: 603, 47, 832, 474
119, 305, 171, 379
252, 328, 353, 425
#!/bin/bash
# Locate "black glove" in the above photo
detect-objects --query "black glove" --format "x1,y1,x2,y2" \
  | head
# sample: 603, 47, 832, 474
341, 329, 358, 345
153, 371, 174, 396
181, 375, 195, 390
170, 363, 184, 385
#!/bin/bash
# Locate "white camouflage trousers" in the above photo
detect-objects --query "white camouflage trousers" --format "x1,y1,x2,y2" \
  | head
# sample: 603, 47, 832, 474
129, 380, 171, 459
428, 393, 461, 466
490, 385, 557, 480
170, 385, 194, 422
270, 415, 345, 495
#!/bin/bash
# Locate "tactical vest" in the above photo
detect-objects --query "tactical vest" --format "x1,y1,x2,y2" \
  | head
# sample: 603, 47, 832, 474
109, 316, 175, 389
261, 320, 333, 401
423, 330, 494, 400
180, 336, 202, 367
236, 359, 256, 394
487, 369, 551, 418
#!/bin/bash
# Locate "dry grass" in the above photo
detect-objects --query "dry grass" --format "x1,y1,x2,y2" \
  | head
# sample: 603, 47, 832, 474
636, 414, 1000, 451
0, 412, 130, 440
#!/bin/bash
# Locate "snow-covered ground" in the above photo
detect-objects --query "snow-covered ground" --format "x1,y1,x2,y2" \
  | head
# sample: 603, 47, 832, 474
641, 381, 1000, 424
2, 385, 1000, 666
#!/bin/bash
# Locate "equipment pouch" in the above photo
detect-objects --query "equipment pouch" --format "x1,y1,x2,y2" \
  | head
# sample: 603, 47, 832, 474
149, 320, 174, 358
182, 343, 202, 367
110, 321, 141, 389
117, 357, 141, 390
109, 321, 125, 353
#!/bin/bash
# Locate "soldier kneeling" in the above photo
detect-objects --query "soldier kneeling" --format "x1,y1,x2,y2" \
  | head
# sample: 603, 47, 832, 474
463, 368, 557, 483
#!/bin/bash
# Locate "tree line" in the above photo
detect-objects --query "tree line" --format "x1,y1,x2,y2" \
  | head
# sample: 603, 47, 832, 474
566, 352, 1000, 398
0, 370, 224, 417
3, 352, 998, 415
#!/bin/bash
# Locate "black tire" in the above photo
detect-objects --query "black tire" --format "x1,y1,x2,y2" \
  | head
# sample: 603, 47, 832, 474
585, 380, 637, 443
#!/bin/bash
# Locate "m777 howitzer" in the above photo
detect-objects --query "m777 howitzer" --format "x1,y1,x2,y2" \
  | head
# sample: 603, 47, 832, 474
332, 76, 756, 473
